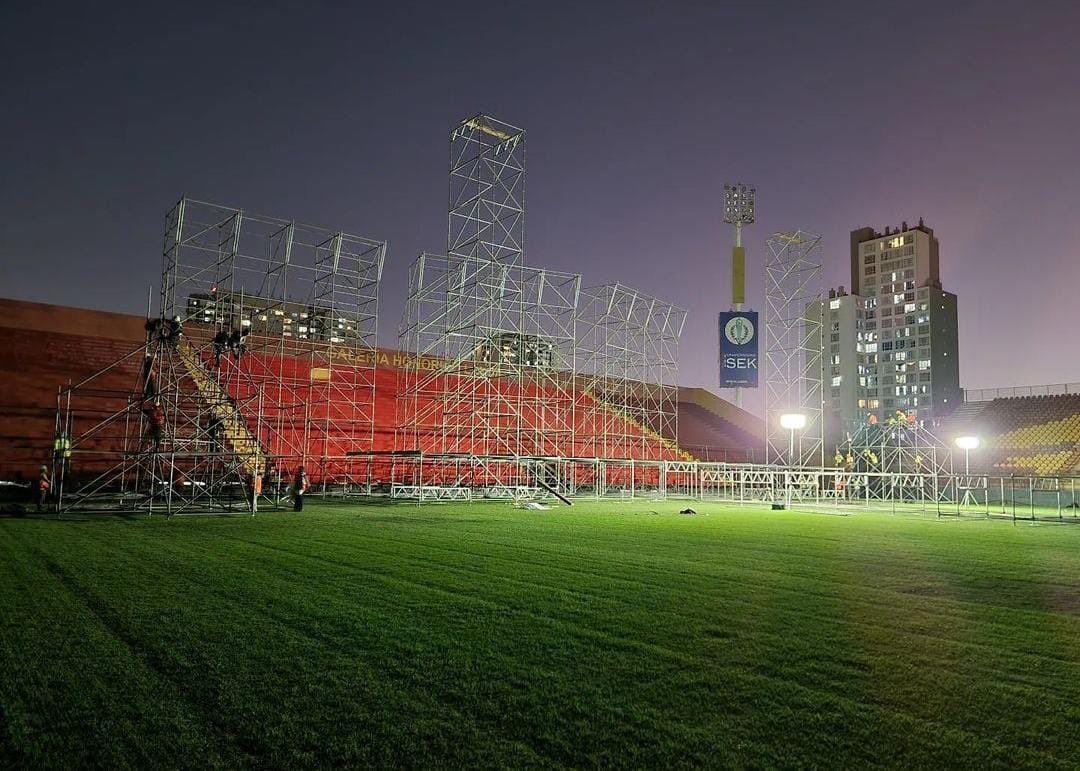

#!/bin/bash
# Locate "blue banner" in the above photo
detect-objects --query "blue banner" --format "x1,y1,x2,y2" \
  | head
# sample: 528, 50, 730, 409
719, 311, 759, 388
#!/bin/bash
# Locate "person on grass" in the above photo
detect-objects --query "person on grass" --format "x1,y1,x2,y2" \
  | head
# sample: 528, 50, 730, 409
37, 465, 50, 512
293, 466, 308, 512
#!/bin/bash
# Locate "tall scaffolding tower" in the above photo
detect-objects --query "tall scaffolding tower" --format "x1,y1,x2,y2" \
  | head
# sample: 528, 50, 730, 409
764, 231, 824, 467
449, 114, 526, 265
399, 115, 581, 489
395, 114, 689, 497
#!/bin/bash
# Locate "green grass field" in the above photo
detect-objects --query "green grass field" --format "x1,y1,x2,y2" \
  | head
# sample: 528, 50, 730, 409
3, 501, 1080, 768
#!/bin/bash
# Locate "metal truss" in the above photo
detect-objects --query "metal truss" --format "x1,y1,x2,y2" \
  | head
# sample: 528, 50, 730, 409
575, 284, 688, 460
54, 197, 385, 513
402, 117, 689, 474
448, 114, 526, 265
52, 332, 271, 515
838, 416, 954, 479
161, 197, 385, 490
396, 252, 581, 459
764, 231, 824, 468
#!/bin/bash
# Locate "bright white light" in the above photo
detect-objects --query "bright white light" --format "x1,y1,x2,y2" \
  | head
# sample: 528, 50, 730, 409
780, 413, 807, 430
955, 435, 980, 450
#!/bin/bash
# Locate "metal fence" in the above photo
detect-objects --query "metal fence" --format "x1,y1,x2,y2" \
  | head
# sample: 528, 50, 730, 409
963, 383, 1080, 402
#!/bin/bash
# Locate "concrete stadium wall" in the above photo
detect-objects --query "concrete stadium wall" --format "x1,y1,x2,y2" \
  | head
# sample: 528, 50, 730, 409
0, 299, 148, 481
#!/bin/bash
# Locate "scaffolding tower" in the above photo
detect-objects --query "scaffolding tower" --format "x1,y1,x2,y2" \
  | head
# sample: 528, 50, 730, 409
395, 115, 690, 497
764, 230, 824, 468
839, 414, 954, 477
54, 197, 385, 513
449, 114, 526, 265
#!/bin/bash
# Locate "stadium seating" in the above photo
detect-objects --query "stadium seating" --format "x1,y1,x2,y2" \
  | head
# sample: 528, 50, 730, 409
0, 299, 765, 483
673, 388, 763, 463
938, 395, 1080, 476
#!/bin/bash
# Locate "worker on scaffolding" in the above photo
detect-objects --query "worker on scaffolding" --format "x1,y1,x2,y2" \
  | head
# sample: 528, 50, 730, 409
162, 316, 182, 349
228, 328, 246, 359
207, 413, 223, 456
293, 465, 308, 512
213, 329, 229, 368
143, 398, 165, 452
140, 354, 157, 399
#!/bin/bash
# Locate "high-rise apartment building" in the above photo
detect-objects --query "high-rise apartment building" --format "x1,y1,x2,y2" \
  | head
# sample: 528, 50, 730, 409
810, 219, 960, 442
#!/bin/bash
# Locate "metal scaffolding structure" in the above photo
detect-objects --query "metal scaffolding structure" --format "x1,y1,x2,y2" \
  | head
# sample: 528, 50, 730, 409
53, 197, 385, 513
395, 252, 581, 463
575, 283, 687, 462
839, 413, 954, 477
449, 114, 526, 265
393, 115, 689, 497
764, 231, 824, 468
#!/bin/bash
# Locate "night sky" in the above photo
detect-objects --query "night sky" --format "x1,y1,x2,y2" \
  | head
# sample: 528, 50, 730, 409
3, 1, 1079, 414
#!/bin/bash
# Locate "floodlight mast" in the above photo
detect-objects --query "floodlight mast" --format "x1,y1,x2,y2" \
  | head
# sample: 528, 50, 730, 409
723, 183, 755, 408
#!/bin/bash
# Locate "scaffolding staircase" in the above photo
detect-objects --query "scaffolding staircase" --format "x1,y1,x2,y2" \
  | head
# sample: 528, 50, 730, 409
176, 338, 266, 477
583, 389, 694, 462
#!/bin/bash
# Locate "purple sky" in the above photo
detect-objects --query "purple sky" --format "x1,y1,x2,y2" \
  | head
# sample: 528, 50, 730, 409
3, 1, 1079, 414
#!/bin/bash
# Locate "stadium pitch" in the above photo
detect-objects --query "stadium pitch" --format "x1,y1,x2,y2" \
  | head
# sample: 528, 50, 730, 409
2, 501, 1079, 767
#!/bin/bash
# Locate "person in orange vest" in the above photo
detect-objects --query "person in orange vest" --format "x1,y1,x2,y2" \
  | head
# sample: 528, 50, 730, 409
293, 466, 308, 512
37, 465, 50, 512
249, 472, 263, 512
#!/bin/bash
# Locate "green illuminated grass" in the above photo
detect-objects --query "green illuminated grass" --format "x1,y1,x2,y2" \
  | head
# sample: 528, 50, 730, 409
2, 501, 1080, 767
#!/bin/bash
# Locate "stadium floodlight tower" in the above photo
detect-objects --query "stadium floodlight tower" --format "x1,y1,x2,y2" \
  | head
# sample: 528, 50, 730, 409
723, 183, 755, 407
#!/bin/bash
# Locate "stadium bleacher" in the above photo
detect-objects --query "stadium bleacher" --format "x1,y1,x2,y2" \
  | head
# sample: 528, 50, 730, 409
937, 394, 1080, 476
14, 299, 1079, 484
0, 297, 766, 481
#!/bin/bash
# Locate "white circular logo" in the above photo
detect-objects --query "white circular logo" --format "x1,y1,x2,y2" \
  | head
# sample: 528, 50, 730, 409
724, 316, 754, 346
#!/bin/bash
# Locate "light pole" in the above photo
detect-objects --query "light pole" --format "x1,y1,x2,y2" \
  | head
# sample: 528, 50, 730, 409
955, 435, 981, 507
780, 412, 807, 466
780, 412, 807, 508
723, 182, 755, 408
955, 435, 980, 475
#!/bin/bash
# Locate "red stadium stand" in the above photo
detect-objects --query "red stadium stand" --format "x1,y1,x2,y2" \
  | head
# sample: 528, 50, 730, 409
0, 298, 765, 485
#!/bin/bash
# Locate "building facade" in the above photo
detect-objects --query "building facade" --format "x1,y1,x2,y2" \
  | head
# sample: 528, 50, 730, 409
812, 220, 960, 443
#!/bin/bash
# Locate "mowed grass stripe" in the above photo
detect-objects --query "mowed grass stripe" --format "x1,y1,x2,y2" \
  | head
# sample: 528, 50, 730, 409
0, 527, 242, 768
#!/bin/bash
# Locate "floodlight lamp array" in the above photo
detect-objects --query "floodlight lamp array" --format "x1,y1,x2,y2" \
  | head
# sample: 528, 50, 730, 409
723, 183, 756, 225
